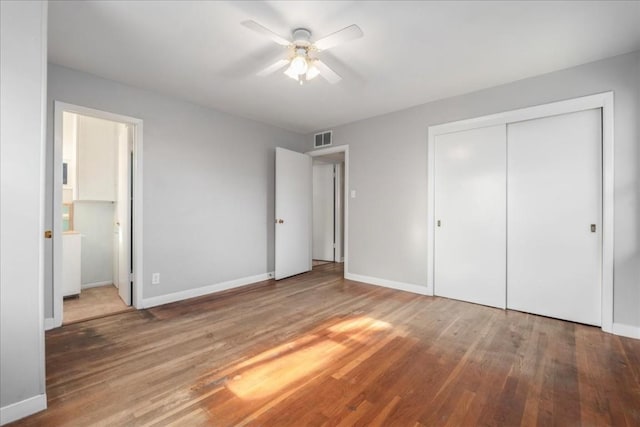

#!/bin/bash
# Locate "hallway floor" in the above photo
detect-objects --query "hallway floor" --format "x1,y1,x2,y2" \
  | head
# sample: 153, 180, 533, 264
63, 285, 132, 324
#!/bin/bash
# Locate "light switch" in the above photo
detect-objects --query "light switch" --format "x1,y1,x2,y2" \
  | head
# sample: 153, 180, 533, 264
351, 190, 356, 198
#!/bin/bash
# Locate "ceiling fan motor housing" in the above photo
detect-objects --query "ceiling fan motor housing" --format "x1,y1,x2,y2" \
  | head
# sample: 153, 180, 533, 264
292, 28, 312, 47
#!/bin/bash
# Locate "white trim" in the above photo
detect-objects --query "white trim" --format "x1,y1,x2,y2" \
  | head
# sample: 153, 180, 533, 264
0, 394, 47, 426
427, 92, 614, 334
307, 144, 349, 277
141, 272, 273, 309
81, 281, 113, 289
600, 94, 615, 335
52, 102, 144, 329
345, 273, 430, 296
36, 0, 48, 407
612, 323, 640, 340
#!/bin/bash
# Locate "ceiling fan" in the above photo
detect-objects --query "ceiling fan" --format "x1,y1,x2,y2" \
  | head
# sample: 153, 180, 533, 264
241, 20, 363, 85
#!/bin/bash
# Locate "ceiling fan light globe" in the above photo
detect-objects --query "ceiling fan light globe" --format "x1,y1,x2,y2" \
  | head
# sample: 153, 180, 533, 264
290, 55, 308, 75
306, 64, 320, 80
284, 64, 300, 80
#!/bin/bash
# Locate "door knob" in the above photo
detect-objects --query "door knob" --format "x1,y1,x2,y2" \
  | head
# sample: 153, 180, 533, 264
279, 219, 284, 224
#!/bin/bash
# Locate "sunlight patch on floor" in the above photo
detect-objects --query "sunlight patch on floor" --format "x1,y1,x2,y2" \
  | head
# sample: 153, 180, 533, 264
226, 316, 392, 400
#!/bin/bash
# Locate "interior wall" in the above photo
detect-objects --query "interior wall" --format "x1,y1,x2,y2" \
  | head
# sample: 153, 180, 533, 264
309, 50, 640, 328
74, 202, 115, 287
45, 64, 305, 311
69, 114, 120, 288
0, 0, 47, 419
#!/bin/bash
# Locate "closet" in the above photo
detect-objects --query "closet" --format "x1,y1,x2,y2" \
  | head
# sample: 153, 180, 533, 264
433, 108, 602, 326
434, 125, 506, 309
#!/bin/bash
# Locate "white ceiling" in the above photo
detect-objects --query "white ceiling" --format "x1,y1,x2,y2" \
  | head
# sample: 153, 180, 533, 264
48, 1, 640, 134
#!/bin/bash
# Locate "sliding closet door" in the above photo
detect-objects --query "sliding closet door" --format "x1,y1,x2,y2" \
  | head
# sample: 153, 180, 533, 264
507, 109, 602, 326
434, 125, 506, 309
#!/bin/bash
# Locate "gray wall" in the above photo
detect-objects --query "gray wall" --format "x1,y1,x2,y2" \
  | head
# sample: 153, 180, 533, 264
74, 202, 114, 286
310, 51, 640, 328
45, 64, 305, 314
0, 0, 47, 416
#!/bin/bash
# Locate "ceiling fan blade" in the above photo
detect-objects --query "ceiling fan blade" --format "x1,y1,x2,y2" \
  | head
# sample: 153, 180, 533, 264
314, 24, 363, 51
314, 60, 342, 84
241, 20, 291, 46
257, 59, 290, 76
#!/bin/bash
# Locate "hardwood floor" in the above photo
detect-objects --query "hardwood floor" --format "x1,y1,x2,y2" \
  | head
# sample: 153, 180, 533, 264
14, 263, 640, 426
63, 284, 132, 324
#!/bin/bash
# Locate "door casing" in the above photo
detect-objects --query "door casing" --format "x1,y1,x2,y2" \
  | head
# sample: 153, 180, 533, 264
49, 101, 144, 329
307, 145, 350, 276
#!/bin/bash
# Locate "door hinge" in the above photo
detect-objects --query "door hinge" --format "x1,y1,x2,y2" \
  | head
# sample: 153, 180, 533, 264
129, 272, 135, 282
44, 230, 52, 239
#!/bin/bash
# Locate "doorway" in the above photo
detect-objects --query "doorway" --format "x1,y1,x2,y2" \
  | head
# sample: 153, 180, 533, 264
273, 145, 349, 280
51, 102, 143, 327
308, 145, 348, 272
312, 153, 345, 268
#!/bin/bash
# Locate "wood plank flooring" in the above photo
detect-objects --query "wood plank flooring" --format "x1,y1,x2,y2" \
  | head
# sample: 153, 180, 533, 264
13, 263, 640, 426
63, 284, 132, 325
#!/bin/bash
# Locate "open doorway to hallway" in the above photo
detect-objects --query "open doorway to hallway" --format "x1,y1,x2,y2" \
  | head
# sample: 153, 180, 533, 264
312, 151, 345, 270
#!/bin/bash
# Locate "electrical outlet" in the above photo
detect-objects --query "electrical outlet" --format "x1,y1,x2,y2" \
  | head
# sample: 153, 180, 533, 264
152, 273, 160, 284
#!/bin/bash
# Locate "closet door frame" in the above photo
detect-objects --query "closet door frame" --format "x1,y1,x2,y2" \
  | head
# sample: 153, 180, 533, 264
426, 92, 614, 334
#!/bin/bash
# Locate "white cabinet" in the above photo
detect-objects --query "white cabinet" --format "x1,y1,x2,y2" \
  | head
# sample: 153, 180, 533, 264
77, 115, 118, 201
62, 232, 82, 297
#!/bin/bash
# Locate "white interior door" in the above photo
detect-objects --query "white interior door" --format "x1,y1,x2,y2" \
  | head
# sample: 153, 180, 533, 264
313, 163, 334, 262
507, 109, 602, 325
434, 125, 507, 309
116, 124, 131, 305
275, 147, 312, 280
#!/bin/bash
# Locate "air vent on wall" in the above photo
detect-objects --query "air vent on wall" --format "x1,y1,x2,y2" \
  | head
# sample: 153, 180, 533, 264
314, 130, 332, 148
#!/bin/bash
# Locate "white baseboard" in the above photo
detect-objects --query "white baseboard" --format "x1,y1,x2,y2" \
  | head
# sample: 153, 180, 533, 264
0, 393, 47, 425
612, 322, 640, 339
141, 272, 274, 309
81, 281, 112, 289
345, 272, 431, 296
